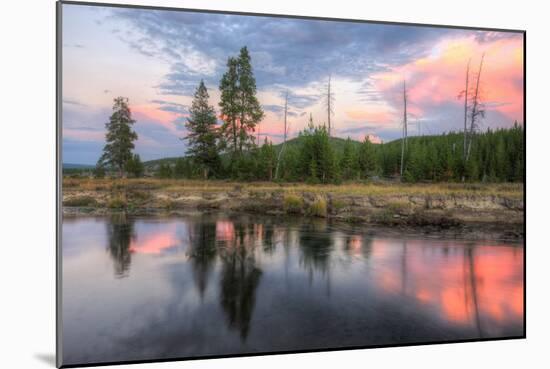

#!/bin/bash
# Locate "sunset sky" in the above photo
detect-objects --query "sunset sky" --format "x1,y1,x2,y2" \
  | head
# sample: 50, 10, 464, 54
62, 3, 524, 164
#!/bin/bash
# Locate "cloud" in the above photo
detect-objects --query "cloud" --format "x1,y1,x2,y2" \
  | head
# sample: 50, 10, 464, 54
151, 99, 188, 114
62, 4, 523, 164
63, 98, 86, 107
106, 7, 464, 91
346, 107, 396, 125
371, 34, 524, 126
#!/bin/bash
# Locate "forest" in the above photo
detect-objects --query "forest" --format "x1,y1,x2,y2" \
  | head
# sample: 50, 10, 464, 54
90, 46, 524, 184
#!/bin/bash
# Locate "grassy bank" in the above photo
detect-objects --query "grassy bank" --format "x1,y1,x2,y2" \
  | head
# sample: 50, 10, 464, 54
62, 178, 524, 233
63, 177, 523, 198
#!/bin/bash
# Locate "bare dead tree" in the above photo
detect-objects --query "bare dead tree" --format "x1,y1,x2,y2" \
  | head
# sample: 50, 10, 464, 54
324, 74, 335, 136
274, 90, 289, 180
459, 59, 471, 161
457, 59, 471, 182
466, 53, 486, 162
400, 80, 408, 178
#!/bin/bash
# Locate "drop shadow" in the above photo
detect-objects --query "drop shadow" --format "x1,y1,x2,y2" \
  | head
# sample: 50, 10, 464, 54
34, 353, 56, 367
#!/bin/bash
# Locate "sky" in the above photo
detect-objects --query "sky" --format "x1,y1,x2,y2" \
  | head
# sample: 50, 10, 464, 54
62, 4, 524, 165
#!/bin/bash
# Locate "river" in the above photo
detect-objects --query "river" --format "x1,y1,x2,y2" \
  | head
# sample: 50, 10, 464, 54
61, 212, 524, 365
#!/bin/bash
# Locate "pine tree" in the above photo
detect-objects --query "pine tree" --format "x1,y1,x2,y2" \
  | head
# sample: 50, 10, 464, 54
299, 120, 337, 183
174, 157, 188, 179
185, 80, 221, 179
340, 138, 358, 180
358, 136, 376, 179
219, 57, 240, 157
258, 138, 276, 181
236, 46, 264, 153
98, 97, 138, 177
126, 153, 144, 178
94, 163, 106, 179
158, 163, 173, 179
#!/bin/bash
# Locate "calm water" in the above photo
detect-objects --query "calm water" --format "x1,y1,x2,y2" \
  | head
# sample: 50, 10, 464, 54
61, 213, 524, 366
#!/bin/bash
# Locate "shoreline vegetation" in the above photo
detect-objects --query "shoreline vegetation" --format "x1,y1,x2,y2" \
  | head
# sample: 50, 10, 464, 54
64, 45, 524, 241
63, 178, 524, 239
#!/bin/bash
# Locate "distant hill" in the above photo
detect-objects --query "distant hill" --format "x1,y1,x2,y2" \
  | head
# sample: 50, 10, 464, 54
62, 163, 95, 170
142, 136, 364, 168
273, 135, 362, 154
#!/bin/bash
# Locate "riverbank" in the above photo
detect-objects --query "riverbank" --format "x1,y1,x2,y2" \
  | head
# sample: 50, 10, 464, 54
62, 178, 524, 237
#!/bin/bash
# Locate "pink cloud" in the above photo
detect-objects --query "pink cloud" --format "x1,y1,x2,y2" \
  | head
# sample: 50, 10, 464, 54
346, 108, 395, 124
372, 35, 524, 123
63, 128, 104, 141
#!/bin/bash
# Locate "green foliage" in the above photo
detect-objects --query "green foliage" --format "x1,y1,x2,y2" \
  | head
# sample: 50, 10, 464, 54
174, 157, 188, 178
157, 163, 173, 179
98, 97, 138, 176
185, 80, 221, 179
299, 120, 339, 183
377, 126, 524, 183
340, 137, 359, 180
257, 138, 277, 181
125, 154, 144, 178
93, 164, 106, 179
358, 136, 377, 178
219, 46, 264, 156
232, 152, 258, 181
137, 125, 523, 184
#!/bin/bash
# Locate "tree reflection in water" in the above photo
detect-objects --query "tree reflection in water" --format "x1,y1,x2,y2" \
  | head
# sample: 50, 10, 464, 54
106, 212, 135, 278
218, 220, 262, 341
298, 219, 333, 296
188, 219, 218, 300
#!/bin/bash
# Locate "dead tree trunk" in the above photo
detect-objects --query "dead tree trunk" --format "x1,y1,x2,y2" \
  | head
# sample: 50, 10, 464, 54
463, 59, 470, 162
327, 74, 332, 136
274, 90, 289, 180
466, 53, 485, 162
400, 80, 407, 178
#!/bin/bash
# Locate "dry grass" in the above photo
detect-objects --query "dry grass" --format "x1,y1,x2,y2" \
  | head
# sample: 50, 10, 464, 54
283, 193, 304, 214
62, 178, 524, 199
308, 197, 328, 217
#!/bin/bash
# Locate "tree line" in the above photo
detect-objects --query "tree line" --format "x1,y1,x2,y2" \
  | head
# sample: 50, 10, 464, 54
94, 46, 524, 183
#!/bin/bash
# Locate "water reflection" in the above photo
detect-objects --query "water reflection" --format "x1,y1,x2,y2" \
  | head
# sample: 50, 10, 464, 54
106, 213, 134, 278
188, 221, 217, 299
62, 213, 524, 365
219, 237, 262, 341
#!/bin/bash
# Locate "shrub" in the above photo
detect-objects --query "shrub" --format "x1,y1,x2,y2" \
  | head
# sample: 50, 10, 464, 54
63, 196, 97, 207
308, 197, 327, 217
283, 193, 303, 214
108, 197, 127, 209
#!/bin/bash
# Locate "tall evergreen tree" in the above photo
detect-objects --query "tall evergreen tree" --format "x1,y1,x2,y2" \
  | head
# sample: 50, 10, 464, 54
358, 136, 377, 178
219, 46, 264, 178
98, 97, 138, 177
236, 46, 264, 153
126, 153, 144, 178
185, 80, 221, 179
258, 138, 277, 181
299, 120, 338, 183
340, 137, 358, 180
219, 57, 240, 157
